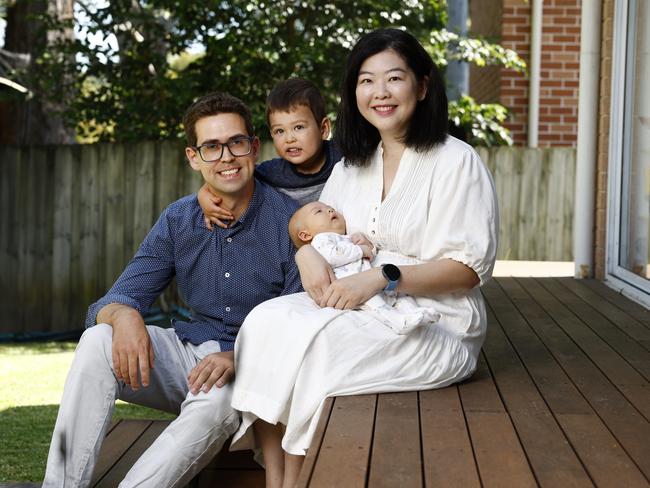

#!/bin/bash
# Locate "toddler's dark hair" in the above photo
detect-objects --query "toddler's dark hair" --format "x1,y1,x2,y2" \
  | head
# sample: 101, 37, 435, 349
266, 78, 327, 126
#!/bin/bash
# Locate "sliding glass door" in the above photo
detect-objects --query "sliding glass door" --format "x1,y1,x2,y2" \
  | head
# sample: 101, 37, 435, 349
607, 0, 650, 302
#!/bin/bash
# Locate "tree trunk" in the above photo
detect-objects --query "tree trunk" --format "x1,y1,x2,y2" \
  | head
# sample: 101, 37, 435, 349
0, 0, 75, 145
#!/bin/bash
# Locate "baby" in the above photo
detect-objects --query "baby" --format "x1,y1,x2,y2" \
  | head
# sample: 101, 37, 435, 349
288, 201, 439, 334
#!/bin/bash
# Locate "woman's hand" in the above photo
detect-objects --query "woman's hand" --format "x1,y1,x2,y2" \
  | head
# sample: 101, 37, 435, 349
197, 183, 234, 230
320, 268, 385, 309
296, 245, 336, 304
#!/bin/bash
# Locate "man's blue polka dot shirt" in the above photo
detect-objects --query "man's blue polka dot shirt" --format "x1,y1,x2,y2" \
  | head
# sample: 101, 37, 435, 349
86, 179, 302, 352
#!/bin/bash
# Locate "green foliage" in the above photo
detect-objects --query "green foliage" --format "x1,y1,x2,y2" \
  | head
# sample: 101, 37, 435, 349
35, 1, 525, 145
429, 29, 526, 71
449, 95, 513, 147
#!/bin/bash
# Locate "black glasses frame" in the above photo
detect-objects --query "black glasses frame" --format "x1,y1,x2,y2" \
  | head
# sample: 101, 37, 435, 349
193, 136, 255, 163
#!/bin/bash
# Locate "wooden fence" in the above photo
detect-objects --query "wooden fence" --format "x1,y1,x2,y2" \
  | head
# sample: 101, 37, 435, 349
477, 146, 575, 262
0, 142, 575, 334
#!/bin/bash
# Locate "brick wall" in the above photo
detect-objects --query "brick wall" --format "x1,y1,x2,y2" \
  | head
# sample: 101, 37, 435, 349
500, 0, 581, 147
595, 0, 615, 279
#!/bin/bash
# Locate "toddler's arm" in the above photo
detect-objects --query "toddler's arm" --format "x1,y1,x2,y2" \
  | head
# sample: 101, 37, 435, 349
197, 183, 234, 230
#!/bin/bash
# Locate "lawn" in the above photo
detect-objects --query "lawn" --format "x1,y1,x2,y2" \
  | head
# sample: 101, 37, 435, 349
0, 342, 174, 482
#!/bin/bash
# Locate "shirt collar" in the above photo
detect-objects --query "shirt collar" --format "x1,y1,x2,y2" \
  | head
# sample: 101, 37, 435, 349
193, 180, 266, 233
234, 179, 265, 228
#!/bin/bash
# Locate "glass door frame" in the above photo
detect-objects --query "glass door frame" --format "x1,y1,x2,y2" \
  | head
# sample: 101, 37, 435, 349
606, 0, 650, 305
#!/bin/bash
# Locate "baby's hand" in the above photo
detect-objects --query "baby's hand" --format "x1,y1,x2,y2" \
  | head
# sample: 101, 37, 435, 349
351, 232, 375, 259
197, 183, 234, 230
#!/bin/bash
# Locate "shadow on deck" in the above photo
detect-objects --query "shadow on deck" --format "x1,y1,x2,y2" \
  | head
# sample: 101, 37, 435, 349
93, 278, 650, 487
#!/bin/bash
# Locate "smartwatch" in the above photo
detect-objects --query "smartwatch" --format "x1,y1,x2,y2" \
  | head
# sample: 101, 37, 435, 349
381, 264, 401, 292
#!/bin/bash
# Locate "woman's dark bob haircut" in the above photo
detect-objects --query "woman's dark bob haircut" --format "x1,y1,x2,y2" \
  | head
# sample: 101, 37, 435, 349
334, 28, 448, 167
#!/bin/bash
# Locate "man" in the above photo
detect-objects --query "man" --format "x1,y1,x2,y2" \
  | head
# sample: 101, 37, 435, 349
43, 92, 301, 487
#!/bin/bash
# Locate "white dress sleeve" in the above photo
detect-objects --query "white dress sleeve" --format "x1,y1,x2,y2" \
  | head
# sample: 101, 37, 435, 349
420, 143, 498, 285
311, 233, 363, 268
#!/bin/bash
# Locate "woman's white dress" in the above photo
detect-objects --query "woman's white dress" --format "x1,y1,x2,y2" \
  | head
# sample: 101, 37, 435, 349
230, 136, 499, 455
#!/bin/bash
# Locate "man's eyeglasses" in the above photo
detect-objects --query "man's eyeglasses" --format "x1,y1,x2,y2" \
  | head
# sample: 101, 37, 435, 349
193, 136, 255, 163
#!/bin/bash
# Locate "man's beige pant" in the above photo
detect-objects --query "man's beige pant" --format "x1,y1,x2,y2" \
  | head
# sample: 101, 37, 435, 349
42, 324, 239, 488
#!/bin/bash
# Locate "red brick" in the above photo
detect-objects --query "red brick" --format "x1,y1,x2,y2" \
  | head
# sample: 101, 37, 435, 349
550, 70, 578, 79
540, 115, 562, 122
552, 53, 579, 61
551, 89, 576, 96
541, 134, 563, 141
552, 107, 575, 114
555, 16, 578, 25
554, 35, 580, 42
541, 98, 562, 105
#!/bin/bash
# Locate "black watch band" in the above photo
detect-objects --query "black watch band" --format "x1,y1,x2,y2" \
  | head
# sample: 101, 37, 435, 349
381, 264, 401, 292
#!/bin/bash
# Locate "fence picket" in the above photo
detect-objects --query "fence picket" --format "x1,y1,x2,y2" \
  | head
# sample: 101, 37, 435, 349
0, 147, 20, 333
51, 146, 74, 332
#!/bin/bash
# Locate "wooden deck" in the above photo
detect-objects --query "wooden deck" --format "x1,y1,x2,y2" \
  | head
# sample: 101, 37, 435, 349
93, 278, 650, 487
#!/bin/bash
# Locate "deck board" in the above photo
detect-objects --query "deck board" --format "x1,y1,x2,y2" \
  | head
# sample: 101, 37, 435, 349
367, 392, 421, 487
575, 278, 650, 332
482, 297, 593, 487
93, 279, 650, 487
419, 386, 481, 487
459, 355, 537, 488
308, 394, 377, 487
544, 278, 650, 378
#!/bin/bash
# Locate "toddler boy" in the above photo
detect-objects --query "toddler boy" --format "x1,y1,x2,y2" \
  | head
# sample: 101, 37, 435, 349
199, 78, 341, 227
289, 201, 440, 334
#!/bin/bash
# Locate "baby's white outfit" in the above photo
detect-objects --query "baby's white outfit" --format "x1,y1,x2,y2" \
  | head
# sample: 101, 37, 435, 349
311, 232, 439, 334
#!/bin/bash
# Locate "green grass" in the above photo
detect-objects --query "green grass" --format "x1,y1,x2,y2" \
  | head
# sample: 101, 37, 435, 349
0, 342, 175, 482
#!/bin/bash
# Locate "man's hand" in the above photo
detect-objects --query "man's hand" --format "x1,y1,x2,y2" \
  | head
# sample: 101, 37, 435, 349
99, 304, 154, 391
188, 351, 235, 395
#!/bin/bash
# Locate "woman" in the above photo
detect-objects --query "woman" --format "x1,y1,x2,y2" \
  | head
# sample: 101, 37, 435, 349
231, 28, 498, 487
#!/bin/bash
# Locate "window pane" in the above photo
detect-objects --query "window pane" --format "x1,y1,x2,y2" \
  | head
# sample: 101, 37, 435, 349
619, 1, 650, 278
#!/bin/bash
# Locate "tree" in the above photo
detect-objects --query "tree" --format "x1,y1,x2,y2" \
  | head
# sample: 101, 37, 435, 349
0, 0, 75, 144
38, 0, 525, 145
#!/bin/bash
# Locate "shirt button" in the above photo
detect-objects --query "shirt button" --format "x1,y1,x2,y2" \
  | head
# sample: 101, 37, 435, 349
371, 231, 375, 234
226, 237, 232, 242
225, 307, 231, 312
372, 218, 375, 222
225, 272, 230, 278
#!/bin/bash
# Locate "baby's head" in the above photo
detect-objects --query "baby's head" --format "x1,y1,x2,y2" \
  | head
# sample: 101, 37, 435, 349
289, 202, 347, 248
266, 78, 331, 172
